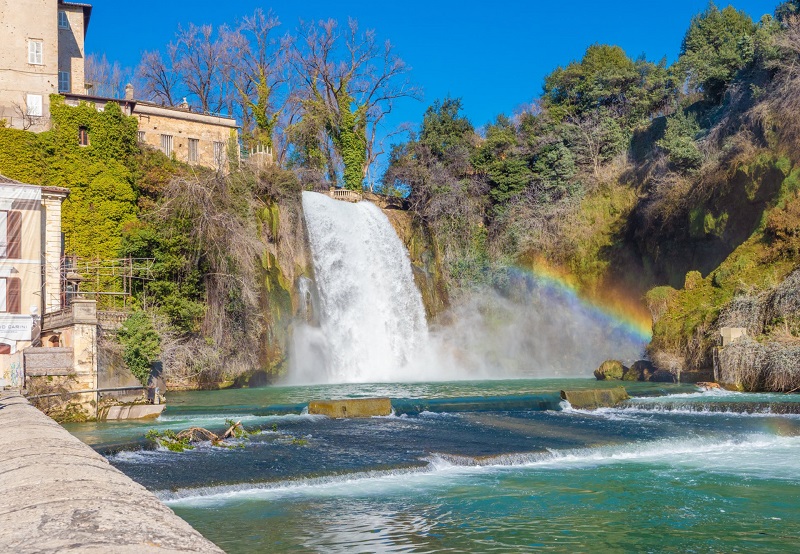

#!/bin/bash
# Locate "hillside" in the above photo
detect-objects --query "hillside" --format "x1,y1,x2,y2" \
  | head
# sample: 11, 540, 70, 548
386, 2, 800, 390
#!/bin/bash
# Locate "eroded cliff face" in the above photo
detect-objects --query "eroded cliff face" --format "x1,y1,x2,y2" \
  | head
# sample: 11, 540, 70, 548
257, 198, 313, 379
715, 268, 800, 391
381, 208, 449, 320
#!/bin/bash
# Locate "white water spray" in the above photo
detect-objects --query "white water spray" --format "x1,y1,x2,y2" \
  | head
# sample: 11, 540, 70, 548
290, 192, 428, 383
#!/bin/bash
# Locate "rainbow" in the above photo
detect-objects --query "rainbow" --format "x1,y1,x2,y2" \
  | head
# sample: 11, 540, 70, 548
508, 260, 653, 343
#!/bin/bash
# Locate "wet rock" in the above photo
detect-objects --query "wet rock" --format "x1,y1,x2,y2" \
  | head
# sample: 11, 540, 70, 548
308, 398, 392, 418
594, 360, 627, 381
247, 370, 270, 388
620, 359, 657, 381
650, 369, 677, 383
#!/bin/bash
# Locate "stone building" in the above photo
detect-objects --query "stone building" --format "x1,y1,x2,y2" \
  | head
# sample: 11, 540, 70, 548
0, 174, 68, 387
1, 1, 244, 170
0, 0, 90, 131
126, 86, 240, 170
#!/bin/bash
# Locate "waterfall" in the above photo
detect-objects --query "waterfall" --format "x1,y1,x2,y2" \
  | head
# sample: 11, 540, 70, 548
291, 191, 429, 383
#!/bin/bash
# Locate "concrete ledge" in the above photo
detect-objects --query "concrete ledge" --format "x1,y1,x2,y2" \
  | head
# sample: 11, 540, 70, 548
104, 404, 166, 420
560, 387, 629, 409
0, 392, 222, 553
308, 397, 392, 418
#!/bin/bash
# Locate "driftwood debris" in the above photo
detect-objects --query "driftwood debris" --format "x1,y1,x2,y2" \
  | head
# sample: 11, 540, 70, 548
175, 421, 244, 446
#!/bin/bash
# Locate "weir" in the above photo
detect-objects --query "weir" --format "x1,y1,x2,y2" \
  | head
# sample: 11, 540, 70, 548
294, 191, 428, 383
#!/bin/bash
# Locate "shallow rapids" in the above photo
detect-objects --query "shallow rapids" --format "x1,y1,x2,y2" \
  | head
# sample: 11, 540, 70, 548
63, 380, 800, 552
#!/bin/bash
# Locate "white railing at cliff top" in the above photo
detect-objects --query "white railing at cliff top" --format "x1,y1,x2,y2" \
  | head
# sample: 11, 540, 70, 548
328, 188, 363, 203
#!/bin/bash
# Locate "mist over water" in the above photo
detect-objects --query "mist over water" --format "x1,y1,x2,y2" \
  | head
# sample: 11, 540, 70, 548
291, 193, 647, 384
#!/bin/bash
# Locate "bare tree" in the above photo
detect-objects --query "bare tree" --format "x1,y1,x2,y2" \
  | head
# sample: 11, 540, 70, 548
85, 53, 129, 97
289, 18, 421, 190
224, 9, 291, 157
173, 23, 232, 114
137, 48, 180, 106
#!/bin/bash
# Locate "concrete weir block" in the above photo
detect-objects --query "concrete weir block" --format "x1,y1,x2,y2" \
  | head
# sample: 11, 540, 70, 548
560, 387, 629, 410
308, 397, 392, 418
104, 404, 166, 420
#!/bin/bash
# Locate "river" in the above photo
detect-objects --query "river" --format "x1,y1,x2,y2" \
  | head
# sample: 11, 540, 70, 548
64, 379, 800, 552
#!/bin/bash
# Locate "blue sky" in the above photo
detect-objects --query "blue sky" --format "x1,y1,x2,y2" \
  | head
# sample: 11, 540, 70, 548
85, 0, 776, 141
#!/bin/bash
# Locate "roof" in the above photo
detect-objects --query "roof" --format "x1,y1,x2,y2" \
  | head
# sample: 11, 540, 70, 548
0, 174, 69, 196
62, 92, 136, 110
59, 1, 92, 34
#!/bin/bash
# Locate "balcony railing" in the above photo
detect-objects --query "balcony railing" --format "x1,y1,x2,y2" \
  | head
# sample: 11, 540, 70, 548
328, 188, 363, 203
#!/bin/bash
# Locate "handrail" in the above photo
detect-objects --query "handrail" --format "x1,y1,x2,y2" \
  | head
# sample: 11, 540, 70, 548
328, 188, 363, 203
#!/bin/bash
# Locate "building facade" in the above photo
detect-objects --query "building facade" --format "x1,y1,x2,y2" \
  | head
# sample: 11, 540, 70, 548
0, 174, 68, 387
1, 1, 241, 170
0, 0, 90, 131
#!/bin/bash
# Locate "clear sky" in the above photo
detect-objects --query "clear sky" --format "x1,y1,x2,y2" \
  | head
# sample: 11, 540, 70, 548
85, 0, 776, 141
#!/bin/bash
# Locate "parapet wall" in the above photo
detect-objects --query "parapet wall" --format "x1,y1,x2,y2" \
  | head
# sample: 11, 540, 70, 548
0, 391, 222, 553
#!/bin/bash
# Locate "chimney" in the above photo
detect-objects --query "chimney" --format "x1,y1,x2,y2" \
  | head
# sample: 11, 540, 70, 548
124, 83, 134, 100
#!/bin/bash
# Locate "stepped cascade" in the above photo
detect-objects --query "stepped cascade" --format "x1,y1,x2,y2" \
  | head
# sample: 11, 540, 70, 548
293, 191, 428, 383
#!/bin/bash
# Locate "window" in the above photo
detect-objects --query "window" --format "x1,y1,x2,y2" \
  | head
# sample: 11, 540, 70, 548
137, 131, 145, 143
213, 141, 224, 167
161, 134, 173, 157
58, 10, 70, 29
188, 138, 199, 162
0, 210, 21, 260
0, 278, 21, 314
26, 94, 43, 117
28, 40, 43, 65
58, 71, 70, 93
78, 126, 89, 146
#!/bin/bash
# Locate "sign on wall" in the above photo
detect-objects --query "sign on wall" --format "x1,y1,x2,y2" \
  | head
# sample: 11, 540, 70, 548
0, 315, 32, 341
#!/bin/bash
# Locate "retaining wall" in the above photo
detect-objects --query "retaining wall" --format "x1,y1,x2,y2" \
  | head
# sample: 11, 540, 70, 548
0, 391, 222, 553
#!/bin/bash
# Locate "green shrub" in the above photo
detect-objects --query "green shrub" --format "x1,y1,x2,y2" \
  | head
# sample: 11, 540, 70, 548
118, 311, 161, 385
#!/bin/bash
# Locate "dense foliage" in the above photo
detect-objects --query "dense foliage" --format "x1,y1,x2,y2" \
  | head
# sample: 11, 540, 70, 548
385, 2, 800, 385
117, 311, 161, 385
3, 1, 800, 390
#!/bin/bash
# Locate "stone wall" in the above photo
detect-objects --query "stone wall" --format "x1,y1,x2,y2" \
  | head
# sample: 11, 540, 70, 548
0, 0, 59, 131
0, 391, 223, 552
135, 103, 238, 170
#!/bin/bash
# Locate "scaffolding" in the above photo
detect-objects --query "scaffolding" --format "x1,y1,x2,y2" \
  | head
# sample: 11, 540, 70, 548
61, 257, 155, 311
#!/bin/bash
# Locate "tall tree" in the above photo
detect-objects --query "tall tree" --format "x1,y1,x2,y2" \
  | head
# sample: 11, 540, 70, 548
173, 23, 233, 114
677, 3, 756, 103
289, 18, 420, 190
85, 53, 129, 98
224, 9, 289, 158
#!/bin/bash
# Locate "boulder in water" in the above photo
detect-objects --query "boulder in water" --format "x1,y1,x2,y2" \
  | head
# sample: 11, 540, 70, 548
650, 369, 677, 383
623, 360, 656, 381
594, 360, 627, 380
308, 398, 393, 418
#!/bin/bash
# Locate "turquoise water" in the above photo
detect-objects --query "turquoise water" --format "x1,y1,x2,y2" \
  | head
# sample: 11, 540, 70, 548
65, 379, 800, 552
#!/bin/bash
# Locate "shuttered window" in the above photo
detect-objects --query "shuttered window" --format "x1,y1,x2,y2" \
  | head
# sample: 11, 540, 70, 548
28, 40, 43, 65
7, 211, 21, 259
161, 134, 173, 157
188, 138, 199, 162
7, 278, 20, 314
0, 278, 20, 314
0, 211, 21, 259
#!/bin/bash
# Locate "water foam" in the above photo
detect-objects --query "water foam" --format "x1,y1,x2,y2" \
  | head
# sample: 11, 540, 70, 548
158, 433, 800, 506
292, 192, 428, 384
